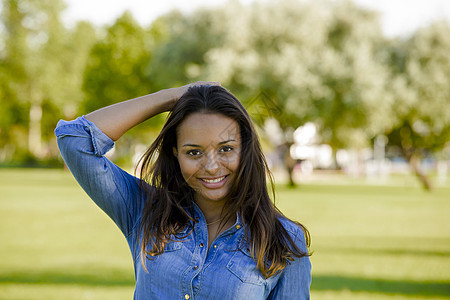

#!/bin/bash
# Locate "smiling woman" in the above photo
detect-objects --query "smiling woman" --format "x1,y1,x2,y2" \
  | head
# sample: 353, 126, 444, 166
175, 113, 240, 211
55, 83, 311, 299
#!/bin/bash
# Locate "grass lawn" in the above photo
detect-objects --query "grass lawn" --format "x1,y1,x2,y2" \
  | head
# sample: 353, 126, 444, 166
0, 168, 449, 299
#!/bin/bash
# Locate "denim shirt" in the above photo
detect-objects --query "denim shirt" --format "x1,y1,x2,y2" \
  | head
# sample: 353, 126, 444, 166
55, 116, 311, 299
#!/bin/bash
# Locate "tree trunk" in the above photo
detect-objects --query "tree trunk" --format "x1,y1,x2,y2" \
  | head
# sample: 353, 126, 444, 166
286, 163, 295, 188
28, 101, 43, 158
280, 142, 296, 188
408, 154, 432, 191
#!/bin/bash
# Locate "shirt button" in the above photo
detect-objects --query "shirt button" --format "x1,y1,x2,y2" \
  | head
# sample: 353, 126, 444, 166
185, 294, 190, 300
213, 244, 217, 249
236, 224, 241, 230
193, 265, 198, 270
199, 243, 204, 247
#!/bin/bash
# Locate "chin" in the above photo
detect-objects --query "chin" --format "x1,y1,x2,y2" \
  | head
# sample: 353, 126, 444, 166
198, 189, 230, 203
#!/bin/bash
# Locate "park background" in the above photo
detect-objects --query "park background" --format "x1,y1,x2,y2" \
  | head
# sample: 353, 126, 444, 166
0, 0, 449, 299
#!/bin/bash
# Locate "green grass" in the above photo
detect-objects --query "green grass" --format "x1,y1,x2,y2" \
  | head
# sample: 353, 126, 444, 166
1, 168, 449, 299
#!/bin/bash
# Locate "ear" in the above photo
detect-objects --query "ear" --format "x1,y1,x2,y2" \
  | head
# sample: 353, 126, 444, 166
173, 147, 178, 158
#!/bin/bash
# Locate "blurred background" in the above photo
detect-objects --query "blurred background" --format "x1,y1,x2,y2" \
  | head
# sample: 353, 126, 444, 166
0, 0, 449, 299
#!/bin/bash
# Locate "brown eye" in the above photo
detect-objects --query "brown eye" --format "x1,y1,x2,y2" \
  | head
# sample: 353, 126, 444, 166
187, 150, 202, 156
219, 146, 233, 153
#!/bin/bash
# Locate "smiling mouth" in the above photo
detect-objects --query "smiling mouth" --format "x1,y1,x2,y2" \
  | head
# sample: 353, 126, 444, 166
200, 175, 227, 183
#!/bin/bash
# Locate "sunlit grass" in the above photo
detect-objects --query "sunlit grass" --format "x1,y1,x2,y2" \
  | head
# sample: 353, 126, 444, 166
276, 182, 450, 299
0, 168, 449, 299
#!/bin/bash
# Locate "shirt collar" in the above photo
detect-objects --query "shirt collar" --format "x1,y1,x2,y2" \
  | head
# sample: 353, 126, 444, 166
190, 202, 243, 233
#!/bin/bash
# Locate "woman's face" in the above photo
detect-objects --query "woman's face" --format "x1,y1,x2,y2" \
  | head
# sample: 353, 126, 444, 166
174, 112, 241, 206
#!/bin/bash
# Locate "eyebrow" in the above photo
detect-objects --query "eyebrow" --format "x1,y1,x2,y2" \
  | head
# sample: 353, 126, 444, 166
182, 139, 236, 148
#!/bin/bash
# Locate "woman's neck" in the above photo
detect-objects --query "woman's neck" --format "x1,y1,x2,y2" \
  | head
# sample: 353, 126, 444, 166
194, 196, 227, 224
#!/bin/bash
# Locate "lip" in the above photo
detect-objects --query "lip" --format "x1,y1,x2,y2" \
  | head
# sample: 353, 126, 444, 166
198, 175, 229, 188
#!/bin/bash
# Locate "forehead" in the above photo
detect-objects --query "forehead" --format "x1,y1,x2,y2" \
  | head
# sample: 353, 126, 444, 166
176, 113, 240, 145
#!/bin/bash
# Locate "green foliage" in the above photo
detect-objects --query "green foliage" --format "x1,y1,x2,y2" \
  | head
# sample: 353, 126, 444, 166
0, 0, 97, 163
79, 11, 170, 158
80, 12, 151, 113
387, 21, 450, 158
146, 9, 225, 91
314, 2, 393, 149
198, 1, 392, 151
57, 21, 97, 119
0, 0, 449, 178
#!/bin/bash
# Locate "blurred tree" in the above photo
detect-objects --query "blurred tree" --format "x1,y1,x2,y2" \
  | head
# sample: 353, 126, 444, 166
1, 0, 447, 183
0, 0, 95, 162
202, 0, 392, 185
81, 11, 151, 113
200, 0, 327, 185
57, 21, 96, 120
146, 9, 225, 91
81, 11, 167, 166
313, 1, 393, 151
385, 21, 450, 190
25, 0, 67, 158
0, 0, 31, 161
40, 20, 97, 159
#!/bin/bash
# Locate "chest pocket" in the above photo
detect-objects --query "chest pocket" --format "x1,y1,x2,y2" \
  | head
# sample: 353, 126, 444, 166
147, 241, 182, 263
164, 241, 182, 252
226, 246, 265, 286
162, 226, 189, 253
145, 240, 184, 272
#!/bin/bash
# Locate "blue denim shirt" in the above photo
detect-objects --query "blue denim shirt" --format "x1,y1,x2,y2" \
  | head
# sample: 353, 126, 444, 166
55, 116, 311, 299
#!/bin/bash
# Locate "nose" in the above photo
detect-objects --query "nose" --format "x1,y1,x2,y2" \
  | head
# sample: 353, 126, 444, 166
203, 150, 219, 174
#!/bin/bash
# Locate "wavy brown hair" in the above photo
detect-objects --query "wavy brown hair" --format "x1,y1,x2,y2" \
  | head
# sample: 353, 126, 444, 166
137, 85, 310, 278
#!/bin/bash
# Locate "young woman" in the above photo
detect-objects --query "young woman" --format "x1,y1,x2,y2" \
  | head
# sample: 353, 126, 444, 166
55, 82, 311, 299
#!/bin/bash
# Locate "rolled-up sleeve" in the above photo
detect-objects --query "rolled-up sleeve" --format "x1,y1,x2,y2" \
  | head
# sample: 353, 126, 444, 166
268, 228, 312, 299
55, 116, 145, 237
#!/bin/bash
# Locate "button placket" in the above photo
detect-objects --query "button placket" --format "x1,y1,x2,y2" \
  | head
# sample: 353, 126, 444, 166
190, 220, 208, 297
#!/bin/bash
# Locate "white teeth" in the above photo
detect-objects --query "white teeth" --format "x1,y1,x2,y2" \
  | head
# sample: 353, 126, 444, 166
202, 176, 226, 183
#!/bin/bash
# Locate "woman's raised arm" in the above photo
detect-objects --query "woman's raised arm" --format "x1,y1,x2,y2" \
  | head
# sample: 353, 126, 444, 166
85, 81, 220, 141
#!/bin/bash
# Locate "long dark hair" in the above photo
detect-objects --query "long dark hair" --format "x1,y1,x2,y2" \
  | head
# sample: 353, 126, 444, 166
137, 85, 310, 278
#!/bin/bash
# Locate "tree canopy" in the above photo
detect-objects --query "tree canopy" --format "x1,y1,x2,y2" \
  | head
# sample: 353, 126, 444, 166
0, 0, 448, 188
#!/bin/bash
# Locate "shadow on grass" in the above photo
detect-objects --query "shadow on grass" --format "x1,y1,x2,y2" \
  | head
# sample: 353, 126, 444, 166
0, 270, 134, 287
2, 271, 450, 298
320, 247, 450, 257
312, 275, 450, 297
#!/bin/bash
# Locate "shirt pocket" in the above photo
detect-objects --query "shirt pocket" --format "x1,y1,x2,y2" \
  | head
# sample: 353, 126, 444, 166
163, 227, 189, 252
146, 240, 183, 267
226, 247, 265, 286
164, 241, 182, 252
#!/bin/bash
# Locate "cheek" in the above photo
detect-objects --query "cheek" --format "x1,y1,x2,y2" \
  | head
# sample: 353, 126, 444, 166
178, 158, 202, 181
222, 152, 240, 172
